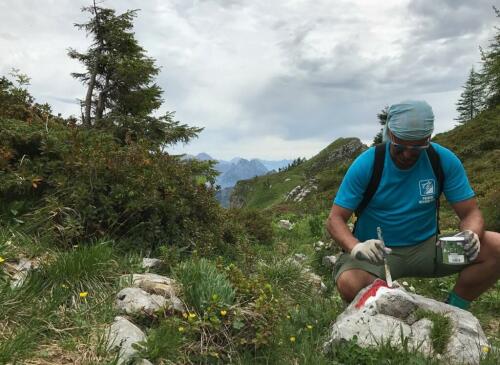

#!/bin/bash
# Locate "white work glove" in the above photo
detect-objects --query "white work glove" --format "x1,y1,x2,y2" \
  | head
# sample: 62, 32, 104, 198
456, 230, 480, 262
350, 239, 392, 265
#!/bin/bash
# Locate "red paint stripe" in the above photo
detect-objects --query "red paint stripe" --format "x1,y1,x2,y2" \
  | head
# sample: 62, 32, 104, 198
355, 279, 389, 309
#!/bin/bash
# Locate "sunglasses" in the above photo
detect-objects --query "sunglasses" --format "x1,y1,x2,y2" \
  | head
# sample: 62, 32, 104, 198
390, 141, 430, 153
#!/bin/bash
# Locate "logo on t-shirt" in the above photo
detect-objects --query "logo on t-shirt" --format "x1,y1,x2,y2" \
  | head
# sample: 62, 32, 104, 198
419, 179, 435, 196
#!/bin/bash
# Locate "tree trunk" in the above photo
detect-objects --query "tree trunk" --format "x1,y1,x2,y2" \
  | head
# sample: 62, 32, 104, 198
95, 75, 110, 121
83, 69, 97, 127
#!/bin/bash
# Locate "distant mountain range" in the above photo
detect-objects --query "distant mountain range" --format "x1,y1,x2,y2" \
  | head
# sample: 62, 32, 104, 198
183, 153, 293, 188
181, 153, 293, 207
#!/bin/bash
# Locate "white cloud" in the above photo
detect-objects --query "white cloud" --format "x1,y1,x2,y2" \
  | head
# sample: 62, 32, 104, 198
0, 0, 496, 160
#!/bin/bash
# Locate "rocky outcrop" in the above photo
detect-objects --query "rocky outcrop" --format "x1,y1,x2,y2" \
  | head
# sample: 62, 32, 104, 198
308, 138, 365, 174
107, 271, 184, 364
106, 316, 147, 365
119, 273, 184, 313
324, 280, 490, 364
2, 257, 39, 288
285, 180, 318, 202
116, 287, 168, 316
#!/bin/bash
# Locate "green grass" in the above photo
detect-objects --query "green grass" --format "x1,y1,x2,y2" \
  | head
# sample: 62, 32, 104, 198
0, 238, 135, 364
175, 258, 236, 314
414, 309, 453, 354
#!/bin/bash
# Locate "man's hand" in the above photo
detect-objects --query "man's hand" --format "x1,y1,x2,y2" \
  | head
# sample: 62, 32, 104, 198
350, 239, 392, 265
457, 230, 480, 262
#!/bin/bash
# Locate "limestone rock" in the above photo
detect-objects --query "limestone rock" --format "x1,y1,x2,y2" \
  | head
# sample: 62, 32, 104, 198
2, 257, 38, 288
285, 181, 318, 202
306, 272, 327, 293
121, 273, 177, 297
293, 253, 307, 263
324, 281, 490, 364
322, 255, 337, 268
116, 287, 167, 316
106, 316, 146, 365
141, 258, 163, 269
120, 274, 184, 312
278, 219, 294, 230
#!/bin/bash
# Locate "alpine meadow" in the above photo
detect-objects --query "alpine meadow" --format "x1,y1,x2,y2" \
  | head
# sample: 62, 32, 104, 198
0, 2, 499, 365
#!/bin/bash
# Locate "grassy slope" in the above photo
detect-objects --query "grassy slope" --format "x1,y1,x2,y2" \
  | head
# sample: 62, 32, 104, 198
230, 137, 365, 213
433, 106, 500, 231
1, 111, 498, 364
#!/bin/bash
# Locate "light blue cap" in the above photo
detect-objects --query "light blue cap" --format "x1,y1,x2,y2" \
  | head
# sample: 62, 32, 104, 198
382, 100, 434, 142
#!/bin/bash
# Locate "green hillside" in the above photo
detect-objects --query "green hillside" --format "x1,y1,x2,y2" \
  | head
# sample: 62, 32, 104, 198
230, 137, 366, 214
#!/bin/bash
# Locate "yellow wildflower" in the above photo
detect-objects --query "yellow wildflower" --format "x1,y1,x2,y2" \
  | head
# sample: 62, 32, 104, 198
79, 291, 88, 298
289, 336, 296, 343
482, 346, 490, 354
188, 313, 197, 321
220, 310, 227, 316
0, 256, 5, 264
178, 326, 185, 332
182, 312, 188, 318
286, 315, 291, 319
306, 325, 313, 330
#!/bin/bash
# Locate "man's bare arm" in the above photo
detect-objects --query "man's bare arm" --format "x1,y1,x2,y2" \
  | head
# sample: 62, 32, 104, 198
326, 204, 359, 252
451, 197, 484, 238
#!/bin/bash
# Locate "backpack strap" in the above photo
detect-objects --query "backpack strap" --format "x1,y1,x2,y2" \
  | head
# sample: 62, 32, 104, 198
353, 143, 386, 233
425, 144, 444, 234
353, 143, 444, 236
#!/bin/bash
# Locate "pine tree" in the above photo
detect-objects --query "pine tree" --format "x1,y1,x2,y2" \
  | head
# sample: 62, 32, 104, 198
480, 7, 500, 108
68, 1, 161, 126
68, 2, 201, 148
455, 67, 484, 123
372, 106, 388, 145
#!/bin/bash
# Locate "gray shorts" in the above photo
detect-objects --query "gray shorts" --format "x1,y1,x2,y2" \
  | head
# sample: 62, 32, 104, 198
333, 235, 470, 282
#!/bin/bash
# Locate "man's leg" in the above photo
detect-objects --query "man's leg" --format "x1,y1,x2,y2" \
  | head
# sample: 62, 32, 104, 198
452, 231, 500, 301
336, 269, 377, 302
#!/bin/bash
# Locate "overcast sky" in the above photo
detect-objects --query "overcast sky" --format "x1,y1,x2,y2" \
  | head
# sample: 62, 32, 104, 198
0, 0, 497, 160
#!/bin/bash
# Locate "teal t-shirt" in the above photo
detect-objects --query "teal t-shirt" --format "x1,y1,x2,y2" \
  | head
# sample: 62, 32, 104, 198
333, 142, 475, 246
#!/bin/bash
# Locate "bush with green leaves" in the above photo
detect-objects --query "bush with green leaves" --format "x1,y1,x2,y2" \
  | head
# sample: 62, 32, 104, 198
227, 208, 274, 245
0, 118, 240, 253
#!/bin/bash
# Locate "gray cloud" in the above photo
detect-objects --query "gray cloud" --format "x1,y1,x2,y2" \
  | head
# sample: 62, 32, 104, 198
408, 0, 495, 41
0, 0, 497, 159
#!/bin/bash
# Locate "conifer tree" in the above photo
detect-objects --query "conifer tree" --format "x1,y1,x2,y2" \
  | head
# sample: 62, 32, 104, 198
68, 2, 161, 126
68, 2, 201, 148
480, 7, 500, 108
455, 67, 484, 123
372, 106, 388, 145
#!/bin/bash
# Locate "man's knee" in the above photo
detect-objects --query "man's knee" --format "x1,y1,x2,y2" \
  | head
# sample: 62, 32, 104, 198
481, 231, 500, 266
336, 269, 376, 302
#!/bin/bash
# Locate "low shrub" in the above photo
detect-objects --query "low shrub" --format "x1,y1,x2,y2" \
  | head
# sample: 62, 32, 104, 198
0, 119, 234, 253
228, 208, 274, 245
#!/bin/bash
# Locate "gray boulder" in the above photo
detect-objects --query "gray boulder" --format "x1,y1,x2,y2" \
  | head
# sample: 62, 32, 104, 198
141, 258, 163, 270
2, 258, 38, 288
106, 316, 147, 365
278, 219, 294, 230
116, 287, 167, 316
324, 281, 490, 364
120, 273, 184, 312
322, 255, 337, 268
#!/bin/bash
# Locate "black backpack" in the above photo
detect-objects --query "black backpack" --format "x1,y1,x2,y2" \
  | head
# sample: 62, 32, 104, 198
353, 142, 445, 235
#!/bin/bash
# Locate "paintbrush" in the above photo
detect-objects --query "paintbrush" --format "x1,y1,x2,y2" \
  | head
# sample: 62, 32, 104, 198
377, 226, 393, 288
